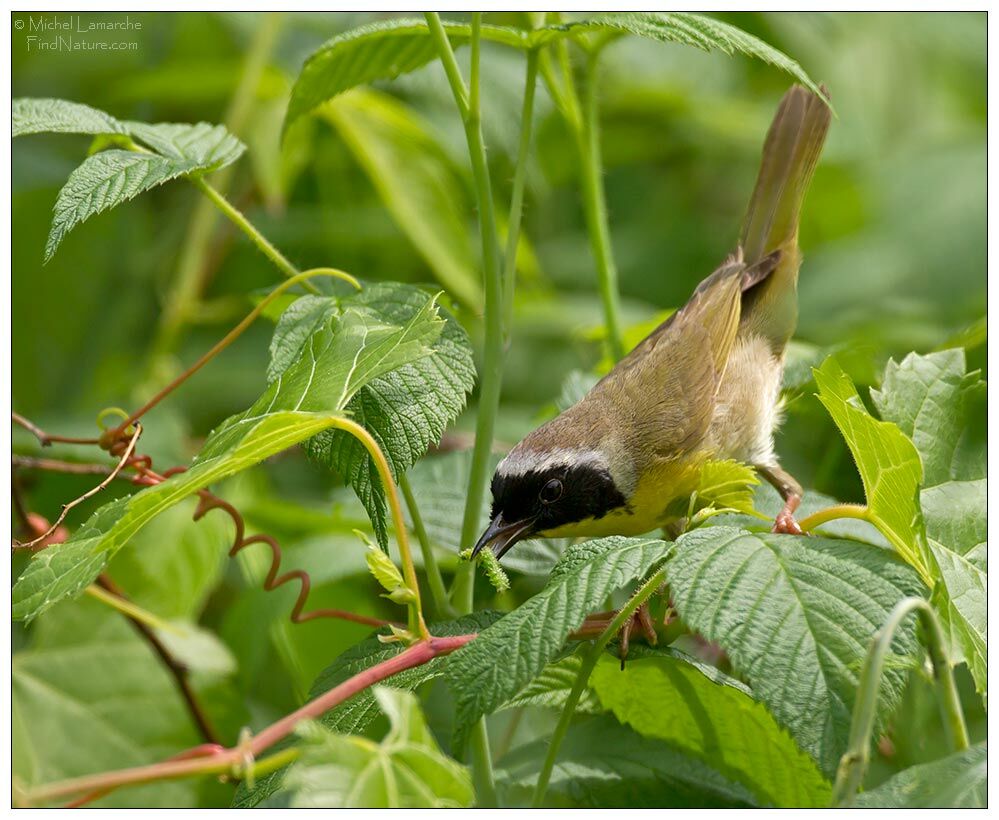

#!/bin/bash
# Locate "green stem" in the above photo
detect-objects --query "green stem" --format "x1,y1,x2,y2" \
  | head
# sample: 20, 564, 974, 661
831, 597, 969, 807
576, 48, 624, 361
501, 49, 540, 340
425, 12, 505, 616
189, 176, 319, 294
399, 472, 454, 620
151, 12, 284, 360
798, 503, 871, 532
330, 417, 429, 641
425, 14, 501, 807
532, 566, 668, 807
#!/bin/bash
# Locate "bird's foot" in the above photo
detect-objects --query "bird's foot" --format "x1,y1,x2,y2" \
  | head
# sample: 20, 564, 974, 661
619, 603, 658, 669
772, 508, 804, 535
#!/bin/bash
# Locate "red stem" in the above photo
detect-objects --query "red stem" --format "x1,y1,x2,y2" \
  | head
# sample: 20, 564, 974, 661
24, 634, 477, 806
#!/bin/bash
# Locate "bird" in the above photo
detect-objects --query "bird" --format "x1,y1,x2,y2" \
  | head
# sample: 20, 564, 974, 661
473, 84, 832, 562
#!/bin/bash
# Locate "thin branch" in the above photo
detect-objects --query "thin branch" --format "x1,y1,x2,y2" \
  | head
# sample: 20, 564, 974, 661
113, 268, 359, 436
12, 424, 142, 550
11, 411, 100, 446
21, 633, 477, 806
96, 576, 221, 747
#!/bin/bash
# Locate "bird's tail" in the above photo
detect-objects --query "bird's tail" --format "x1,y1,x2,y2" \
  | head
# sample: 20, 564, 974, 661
739, 84, 831, 349
741, 84, 831, 264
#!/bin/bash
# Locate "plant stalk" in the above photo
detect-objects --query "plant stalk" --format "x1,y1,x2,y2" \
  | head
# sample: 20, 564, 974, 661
831, 597, 969, 807
399, 472, 454, 620
501, 48, 540, 340
329, 417, 429, 641
152, 12, 284, 360
189, 176, 319, 294
532, 566, 669, 807
424, 13, 501, 807
798, 503, 871, 533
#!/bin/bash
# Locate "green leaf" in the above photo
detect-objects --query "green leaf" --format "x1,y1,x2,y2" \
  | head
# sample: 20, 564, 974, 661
284, 14, 826, 132
854, 743, 986, 808
502, 650, 602, 715
497, 713, 757, 808
284, 18, 528, 129
445, 536, 671, 741
234, 612, 499, 808
12, 599, 217, 807
13, 97, 128, 137
693, 459, 760, 516
319, 91, 483, 309
12, 299, 444, 622
668, 527, 925, 777
591, 651, 831, 807
282, 688, 473, 808
870, 350, 987, 698
32, 111, 245, 262
870, 349, 985, 485
268, 284, 474, 550
813, 356, 933, 582
542, 13, 827, 105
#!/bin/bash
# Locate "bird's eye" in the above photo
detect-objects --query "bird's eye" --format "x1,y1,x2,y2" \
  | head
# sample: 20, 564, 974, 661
540, 478, 563, 504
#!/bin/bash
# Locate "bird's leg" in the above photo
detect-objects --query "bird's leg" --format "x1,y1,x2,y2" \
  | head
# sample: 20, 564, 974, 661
618, 603, 659, 669
755, 462, 804, 535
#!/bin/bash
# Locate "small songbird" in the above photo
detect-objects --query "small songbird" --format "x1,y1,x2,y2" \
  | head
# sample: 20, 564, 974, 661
473, 84, 831, 561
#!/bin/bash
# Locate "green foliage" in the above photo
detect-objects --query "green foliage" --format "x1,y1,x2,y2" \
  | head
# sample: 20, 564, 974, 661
854, 743, 986, 808
281, 688, 473, 808
497, 714, 757, 807
814, 357, 933, 580
445, 536, 671, 742
870, 350, 987, 699
268, 283, 474, 549
668, 527, 925, 777
10, 10, 984, 812
13, 296, 445, 621
318, 91, 483, 308
285, 14, 825, 132
591, 651, 831, 806
13, 98, 245, 261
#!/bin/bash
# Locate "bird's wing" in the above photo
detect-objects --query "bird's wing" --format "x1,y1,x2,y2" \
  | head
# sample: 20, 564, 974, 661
589, 251, 780, 461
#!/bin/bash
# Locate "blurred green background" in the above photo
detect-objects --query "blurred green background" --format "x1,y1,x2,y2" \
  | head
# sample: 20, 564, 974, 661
12, 12, 986, 806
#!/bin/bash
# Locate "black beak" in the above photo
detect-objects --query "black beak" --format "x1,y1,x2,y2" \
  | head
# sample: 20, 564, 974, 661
471, 513, 536, 560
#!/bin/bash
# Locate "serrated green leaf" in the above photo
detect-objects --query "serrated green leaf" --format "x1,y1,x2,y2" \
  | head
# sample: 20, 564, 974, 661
35, 114, 245, 262
540, 13, 827, 105
365, 543, 406, 594
502, 650, 602, 715
284, 19, 528, 129
445, 536, 671, 742
267, 284, 474, 550
591, 651, 831, 807
12, 97, 128, 137
668, 527, 925, 778
282, 688, 473, 808
694, 459, 760, 516
13, 300, 443, 622
869, 350, 987, 699
854, 743, 986, 807
496, 713, 757, 808
284, 14, 826, 133
319, 91, 483, 309
234, 612, 500, 808
814, 356, 933, 583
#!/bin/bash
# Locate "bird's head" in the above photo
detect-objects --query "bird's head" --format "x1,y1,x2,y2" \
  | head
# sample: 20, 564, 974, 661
472, 439, 632, 560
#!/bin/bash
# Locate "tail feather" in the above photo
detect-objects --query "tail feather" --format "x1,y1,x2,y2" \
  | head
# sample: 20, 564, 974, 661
741, 84, 831, 264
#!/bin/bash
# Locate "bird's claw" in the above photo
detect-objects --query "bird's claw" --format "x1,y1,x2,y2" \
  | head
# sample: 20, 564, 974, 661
772, 509, 804, 535
619, 603, 658, 669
